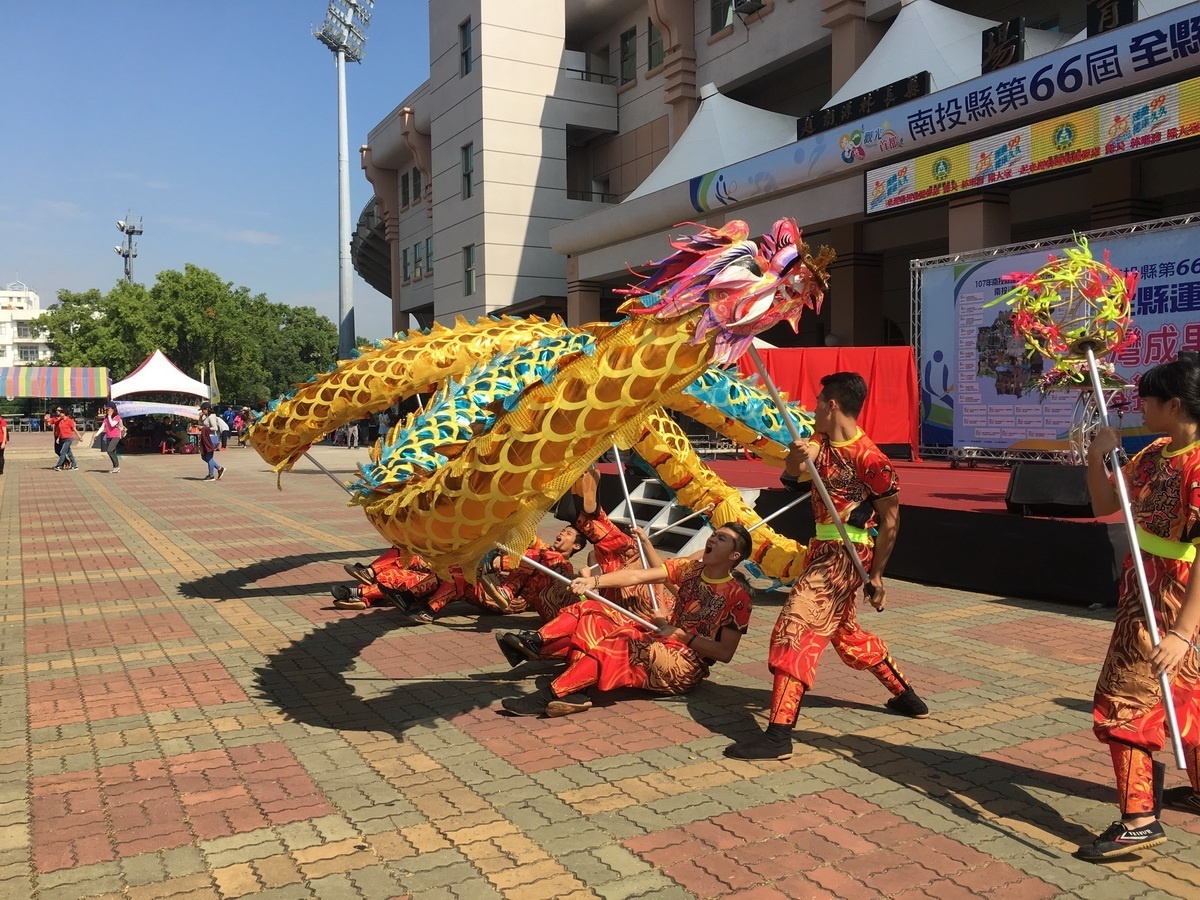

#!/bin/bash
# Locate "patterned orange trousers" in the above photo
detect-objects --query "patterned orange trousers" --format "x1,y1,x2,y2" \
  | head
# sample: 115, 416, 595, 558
767, 541, 913, 726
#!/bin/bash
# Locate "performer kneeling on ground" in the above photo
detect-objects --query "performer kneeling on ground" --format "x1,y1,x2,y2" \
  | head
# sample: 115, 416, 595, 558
726, 371, 928, 762
1074, 356, 1200, 862
497, 522, 753, 718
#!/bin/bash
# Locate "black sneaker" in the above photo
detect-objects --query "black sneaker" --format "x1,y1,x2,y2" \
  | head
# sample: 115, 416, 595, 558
501, 631, 543, 661
546, 693, 592, 717
1162, 786, 1200, 815
723, 730, 793, 761
554, 492, 583, 524
501, 688, 553, 717
330, 584, 367, 610
495, 632, 527, 668
886, 687, 930, 719
343, 563, 374, 586
1075, 820, 1167, 861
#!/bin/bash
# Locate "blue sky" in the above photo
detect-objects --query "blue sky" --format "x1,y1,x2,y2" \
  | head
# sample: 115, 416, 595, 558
0, 1, 428, 345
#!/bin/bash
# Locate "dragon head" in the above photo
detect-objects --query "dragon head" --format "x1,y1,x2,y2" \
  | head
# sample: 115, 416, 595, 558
619, 218, 834, 366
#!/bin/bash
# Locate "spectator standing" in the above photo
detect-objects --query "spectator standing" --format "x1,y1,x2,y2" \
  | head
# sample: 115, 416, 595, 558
46, 406, 66, 462
101, 403, 123, 473
0, 413, 7, 475
198, 403, 226, 482
347, 419, 360, 449
45, 408, 78, 471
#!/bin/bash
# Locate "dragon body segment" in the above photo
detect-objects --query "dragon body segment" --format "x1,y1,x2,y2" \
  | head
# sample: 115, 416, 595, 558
248, 219, 831, 584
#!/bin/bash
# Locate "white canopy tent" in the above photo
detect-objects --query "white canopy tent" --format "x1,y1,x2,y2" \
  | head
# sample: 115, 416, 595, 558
824, 0, 1077, 109
110, 350, 210, 400
625, 83, 799, 201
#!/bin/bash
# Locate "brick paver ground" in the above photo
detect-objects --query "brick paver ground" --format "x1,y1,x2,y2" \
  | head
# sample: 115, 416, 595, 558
3, 431, 1199, 898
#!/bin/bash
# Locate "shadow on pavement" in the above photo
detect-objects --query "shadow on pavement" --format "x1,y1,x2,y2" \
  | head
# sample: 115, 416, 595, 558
179, 550, 388, 601
684, 681, 1102, 849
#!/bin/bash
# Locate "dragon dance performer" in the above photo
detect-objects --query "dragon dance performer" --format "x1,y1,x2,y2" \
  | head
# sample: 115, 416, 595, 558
1075, 357, 1200, 862
726, 372, 928, 762
333, 549, 513, 623
497, 523, 753, 718
478, 523, 588, 622
492, 468, 672, 662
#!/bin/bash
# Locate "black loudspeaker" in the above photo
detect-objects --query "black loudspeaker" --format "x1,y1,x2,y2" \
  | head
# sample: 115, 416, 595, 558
1004, 464, 1093, 517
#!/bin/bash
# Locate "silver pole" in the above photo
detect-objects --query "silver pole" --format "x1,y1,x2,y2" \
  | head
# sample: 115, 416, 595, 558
497, 543, 655, 630
747, 346, 875, 595
611, 443, 660, 612
304, 451, 353, 495
336, 46, 355, 360
1085, 346, 1186, 769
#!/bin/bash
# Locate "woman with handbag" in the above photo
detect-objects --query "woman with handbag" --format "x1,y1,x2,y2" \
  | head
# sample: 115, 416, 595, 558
198, 402, 226, 482
101, 403, 124, 473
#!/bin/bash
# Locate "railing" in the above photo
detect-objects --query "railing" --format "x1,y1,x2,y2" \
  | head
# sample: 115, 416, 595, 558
566, 190, 618, 203
559, 67, 617, 85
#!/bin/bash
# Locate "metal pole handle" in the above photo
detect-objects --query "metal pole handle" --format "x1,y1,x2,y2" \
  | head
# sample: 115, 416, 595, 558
496, 543, 656, 630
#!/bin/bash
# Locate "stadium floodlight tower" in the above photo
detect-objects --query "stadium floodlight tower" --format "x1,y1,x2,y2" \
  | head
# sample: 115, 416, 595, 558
313, 0, 373, 360
114, 216, 143, 283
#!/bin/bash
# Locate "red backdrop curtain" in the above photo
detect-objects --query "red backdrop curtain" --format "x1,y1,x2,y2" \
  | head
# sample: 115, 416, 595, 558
735, 347, 920, 460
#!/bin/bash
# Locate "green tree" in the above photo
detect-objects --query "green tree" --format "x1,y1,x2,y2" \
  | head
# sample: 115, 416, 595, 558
34, 266, 339, 405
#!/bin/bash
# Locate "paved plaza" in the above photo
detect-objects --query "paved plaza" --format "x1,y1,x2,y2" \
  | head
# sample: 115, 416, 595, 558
2, 432, 1199, 899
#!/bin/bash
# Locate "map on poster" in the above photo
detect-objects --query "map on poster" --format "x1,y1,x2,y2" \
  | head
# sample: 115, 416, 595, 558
918, 222, 1200, 450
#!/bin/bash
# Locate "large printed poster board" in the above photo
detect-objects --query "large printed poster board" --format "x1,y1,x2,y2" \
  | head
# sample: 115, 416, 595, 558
919, 223, 1200, 450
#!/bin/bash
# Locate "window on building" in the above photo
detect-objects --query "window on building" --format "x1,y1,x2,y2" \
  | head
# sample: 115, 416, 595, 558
711, 0, 732, 34
647, 19, 664, 70
19, 347, 38, 362
463, 244, 476, 296
16, 324, 31, 339
425, 237, 434, 274
402, 247, 412, 282
412, 167, 423, 202
459, 18, 472, 76
401, 172, 410, 207
619, 27, 637, 84
413, 241, 423, 279
461, 143, 474, 199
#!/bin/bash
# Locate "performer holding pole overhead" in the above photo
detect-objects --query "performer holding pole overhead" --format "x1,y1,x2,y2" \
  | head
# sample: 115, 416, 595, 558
725, 372, 928, 762
1075, 355, 1200, 862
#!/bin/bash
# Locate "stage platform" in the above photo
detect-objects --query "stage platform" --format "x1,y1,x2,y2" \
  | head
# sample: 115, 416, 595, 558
598, 458, 1125, 606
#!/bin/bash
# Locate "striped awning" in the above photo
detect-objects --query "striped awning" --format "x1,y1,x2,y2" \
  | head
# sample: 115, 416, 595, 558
0, 366, 110, 398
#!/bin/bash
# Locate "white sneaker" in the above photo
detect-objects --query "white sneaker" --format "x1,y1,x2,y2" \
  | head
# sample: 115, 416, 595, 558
111, 468, 120, 473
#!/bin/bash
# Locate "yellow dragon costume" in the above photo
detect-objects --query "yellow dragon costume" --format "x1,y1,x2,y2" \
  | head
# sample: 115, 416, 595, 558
248, 219, 833, 587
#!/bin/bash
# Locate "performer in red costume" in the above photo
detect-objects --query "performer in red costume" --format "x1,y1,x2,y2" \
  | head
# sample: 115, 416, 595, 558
725, 372, 928, 761
493, 466, 672, 663
477, 524, 587, 621
496, 523, 753, 718
1075, 356, 1200, 862
333, 548, 517, 623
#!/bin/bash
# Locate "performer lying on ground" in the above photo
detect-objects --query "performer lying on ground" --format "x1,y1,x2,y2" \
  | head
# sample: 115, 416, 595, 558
725, 371, 928, 762
478, 523, 588, 621
490, 466, 673, 658
334, 548, 519, 623
1074, 356, 1200, 862
496, 522, 753, 718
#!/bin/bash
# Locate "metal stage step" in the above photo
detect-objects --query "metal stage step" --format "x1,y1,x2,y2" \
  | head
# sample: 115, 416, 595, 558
607, 479, 761, 558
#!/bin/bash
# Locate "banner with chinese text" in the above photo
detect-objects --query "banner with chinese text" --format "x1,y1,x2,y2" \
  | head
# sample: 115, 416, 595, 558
918, 224, 1200, 450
